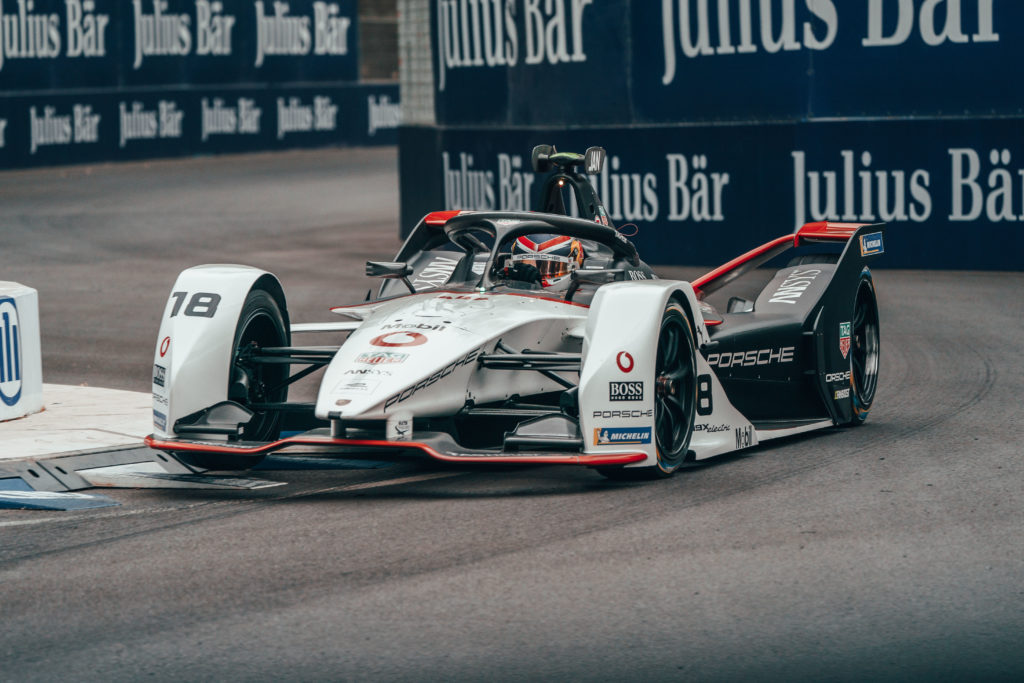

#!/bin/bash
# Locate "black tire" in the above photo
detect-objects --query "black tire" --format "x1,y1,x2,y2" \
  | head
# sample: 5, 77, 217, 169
175, 289, 289, 471
845, 276, 880, 425
600, 302, 697, 480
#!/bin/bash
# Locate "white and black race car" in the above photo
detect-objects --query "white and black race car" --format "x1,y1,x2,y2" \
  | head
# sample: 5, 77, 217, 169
146, 146, 884, 478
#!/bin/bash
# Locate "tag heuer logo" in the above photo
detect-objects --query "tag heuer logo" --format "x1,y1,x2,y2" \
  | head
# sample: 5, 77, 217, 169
839, 321, 851, 359
609, 381, 643, 401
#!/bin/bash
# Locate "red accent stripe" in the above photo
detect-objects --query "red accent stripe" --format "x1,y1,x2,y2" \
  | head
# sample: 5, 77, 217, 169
796, 221, 867, 245
425, 210, 463, 226
145, 435, 646, 466
692, 234, 794, 291
703, 319, 723, 326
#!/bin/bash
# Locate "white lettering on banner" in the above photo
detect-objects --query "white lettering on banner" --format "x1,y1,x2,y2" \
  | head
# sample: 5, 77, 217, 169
447, 149, 735, 222
666, 153, 729, 222
196, 0, 235, 56
313, 1, 350, 56
368, 95, 401, 136
792, 150, 932, 228
0, 0, 62, 72
120, 100, 183, 147
254, 0, 311, 67
66, 0, 110, 58
949, 148, 1024, 223
201, 97, 261, 141
443, 151, 496, 210
276, 95, 336, 139
498, 154, 535, 211
29, 104, 99, 154
862, 0, 998, 47
661, 0, 1000, 86
435, 0, 592, 92
132, 0, 192, 70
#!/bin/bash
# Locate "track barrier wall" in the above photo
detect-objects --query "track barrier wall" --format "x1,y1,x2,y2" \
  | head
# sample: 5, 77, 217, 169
0, 0, 400, 169
399, 0, 1024, 270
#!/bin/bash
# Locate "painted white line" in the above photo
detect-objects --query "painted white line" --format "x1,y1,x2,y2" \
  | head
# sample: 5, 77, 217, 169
0, 517, 65, 528
337, 471, 466, 492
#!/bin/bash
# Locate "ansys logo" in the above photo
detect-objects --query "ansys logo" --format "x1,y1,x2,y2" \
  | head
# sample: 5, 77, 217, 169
0, 297, 23, 406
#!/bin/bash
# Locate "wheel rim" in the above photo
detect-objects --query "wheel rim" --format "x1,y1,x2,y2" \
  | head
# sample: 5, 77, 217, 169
654, 310, 695, 467
231, 310, 286, 440
850, 282, 880, 412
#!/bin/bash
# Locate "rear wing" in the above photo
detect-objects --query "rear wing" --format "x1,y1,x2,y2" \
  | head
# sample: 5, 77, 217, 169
692, 221, 886, 296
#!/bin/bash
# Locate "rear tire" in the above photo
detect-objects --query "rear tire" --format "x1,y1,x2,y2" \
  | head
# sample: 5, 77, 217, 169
845, 276, 880, 425
175, 289, 289, 471
600, 302, 697, 480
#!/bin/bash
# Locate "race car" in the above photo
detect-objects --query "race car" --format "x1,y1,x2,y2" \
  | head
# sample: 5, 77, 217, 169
146, 145, 884, 478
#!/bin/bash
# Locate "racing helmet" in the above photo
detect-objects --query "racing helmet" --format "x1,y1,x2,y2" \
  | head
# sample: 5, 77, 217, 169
511, 234, 585, 287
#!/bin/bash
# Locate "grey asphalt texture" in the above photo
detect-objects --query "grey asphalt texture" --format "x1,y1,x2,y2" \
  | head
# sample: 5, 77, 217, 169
1, 148, 1022, 681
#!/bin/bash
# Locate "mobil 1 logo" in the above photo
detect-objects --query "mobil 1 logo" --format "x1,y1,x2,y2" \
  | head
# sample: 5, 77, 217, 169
609, 381, 643, 401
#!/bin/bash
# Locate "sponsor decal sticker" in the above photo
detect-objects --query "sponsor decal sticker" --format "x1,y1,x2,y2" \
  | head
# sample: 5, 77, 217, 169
384, 347, 483, 410
768, 269, 821, 305
159, 336, 171, 357
609, 381, 643, 401
592, 409, 653, 419
153, 410, 167, 431
860, 232, 884, 256
834, 388, 851, 400
334, 378, 380, 395
0, 297, 23, 407
356, 351, 408, 365
694, 423, 730, 433
706, 346, 794, 368
153, 364, 166, 388
839, 322, 851, 359
735, 426, 754, 449
825, 370, 850, 383
370, 332, 428, 347
616, 351, 634, 373
594, 427, 652, 446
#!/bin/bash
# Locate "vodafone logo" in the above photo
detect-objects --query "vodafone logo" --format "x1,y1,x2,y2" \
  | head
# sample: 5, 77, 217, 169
616, 351, 634, 373
370, 332, 428, 347
159, 336, 171, 358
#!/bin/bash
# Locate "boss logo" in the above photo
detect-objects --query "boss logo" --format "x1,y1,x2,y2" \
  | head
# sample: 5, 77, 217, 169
0, 297, 23, 407
609, 381, 643, 401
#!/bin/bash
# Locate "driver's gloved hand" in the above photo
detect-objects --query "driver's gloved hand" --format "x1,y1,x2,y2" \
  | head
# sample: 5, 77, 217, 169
507, 263, 542, 284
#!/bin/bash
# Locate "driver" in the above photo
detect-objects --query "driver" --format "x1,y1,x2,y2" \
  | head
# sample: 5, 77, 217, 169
505, 234, 585, 288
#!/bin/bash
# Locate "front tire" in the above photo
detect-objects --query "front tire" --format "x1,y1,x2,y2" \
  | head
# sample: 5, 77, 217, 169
175, 288, 289, 471
600, 302, 697, 480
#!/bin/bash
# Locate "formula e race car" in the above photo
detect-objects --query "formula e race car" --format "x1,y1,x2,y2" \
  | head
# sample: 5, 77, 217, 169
146, 146, 884, 478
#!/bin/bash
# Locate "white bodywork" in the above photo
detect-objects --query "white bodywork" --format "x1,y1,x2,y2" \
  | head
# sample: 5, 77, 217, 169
151, 264, 281, 440
153, 267, 759, 467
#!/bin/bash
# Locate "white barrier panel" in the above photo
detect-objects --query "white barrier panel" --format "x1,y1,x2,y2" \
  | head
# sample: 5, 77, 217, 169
0, 282, 43, 422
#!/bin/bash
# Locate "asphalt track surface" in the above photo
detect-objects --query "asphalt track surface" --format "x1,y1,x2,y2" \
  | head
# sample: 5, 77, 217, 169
2, 148, 1023, 681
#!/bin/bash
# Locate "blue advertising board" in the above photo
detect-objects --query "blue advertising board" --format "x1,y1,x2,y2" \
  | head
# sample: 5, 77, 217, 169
403, 1, 1024, 270
399, 117, 1024, 270
431, 0, 1023, 125
0, 0, 395, 169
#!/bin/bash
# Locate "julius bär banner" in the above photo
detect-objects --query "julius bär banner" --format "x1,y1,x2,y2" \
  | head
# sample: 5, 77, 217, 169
0, 1, 401, 168
399, 119, 1024, 270
0, 0, 358, 89
431, 0, 1022, 125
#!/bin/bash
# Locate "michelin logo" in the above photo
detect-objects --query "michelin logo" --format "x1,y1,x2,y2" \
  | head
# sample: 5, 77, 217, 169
594, 427, 652, 446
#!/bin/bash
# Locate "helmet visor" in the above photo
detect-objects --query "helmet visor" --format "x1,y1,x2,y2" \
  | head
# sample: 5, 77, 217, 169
511, 253, 571, 279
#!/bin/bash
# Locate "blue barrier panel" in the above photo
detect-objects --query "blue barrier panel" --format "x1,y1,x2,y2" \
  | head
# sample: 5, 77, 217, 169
401, 118, 1024, 270
431, 0, 631, 125
0, 0, 359, 90
430, 1, 1023, 126
0, 83, 399, 169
